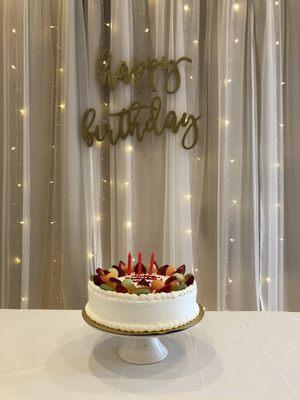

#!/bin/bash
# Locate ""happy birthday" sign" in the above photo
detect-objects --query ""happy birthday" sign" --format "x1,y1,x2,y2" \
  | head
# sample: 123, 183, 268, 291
82, 50, 201, 150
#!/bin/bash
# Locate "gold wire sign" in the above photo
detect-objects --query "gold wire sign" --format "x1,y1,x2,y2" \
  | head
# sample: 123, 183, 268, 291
82, 50, 201, 150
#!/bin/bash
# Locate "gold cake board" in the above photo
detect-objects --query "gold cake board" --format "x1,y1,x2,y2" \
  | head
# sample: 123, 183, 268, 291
82, 302, 204, 337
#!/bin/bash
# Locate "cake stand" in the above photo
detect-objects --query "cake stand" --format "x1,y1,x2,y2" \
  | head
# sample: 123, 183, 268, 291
82, 303, 204, 365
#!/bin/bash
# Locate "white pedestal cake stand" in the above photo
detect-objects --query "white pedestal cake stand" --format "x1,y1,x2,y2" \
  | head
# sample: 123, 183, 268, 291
82, 303, 204, 365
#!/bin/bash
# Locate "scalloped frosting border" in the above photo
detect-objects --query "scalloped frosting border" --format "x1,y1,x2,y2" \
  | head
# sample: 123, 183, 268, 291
88, 280, 196, 302
85, 303, 200, 332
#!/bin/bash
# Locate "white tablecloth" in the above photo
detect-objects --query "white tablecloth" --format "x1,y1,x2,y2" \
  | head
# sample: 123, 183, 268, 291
1, 310, 300, 400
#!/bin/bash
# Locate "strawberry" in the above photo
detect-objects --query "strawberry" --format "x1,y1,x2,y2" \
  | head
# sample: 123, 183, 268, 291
156, 265, 168, 275
165, 275, 177, 285
156, 284, 172, 293
176, 265, 186, 275
134, 263, 146, 274
112, 265, 126, 277
96, 267, 105, 275
93, 274, 104, 286
185, 274, 195, 286
116, 283, 128, 293
138, 278, 150, 287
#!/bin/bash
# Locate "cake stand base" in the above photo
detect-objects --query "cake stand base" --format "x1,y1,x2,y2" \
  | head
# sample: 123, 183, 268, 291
82, 304, 204, 365
118, 336, 168, 364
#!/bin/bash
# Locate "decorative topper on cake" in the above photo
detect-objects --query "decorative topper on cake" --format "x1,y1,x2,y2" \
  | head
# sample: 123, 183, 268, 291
91, 252, 195, 295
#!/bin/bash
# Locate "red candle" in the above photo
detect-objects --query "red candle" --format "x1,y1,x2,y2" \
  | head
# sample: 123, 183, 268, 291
127, 252, 132, 275
137, 252, 142, 275
149, 252, 155, 275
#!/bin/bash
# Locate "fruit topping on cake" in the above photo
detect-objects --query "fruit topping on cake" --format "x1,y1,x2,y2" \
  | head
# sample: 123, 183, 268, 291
137, 278, 150, 287
115, 283, 128, 293
111, 265, 126, 277
166, 266, 176, 276
185, 273, 195, 286
121, 278, 134, 289
91, 252, 196, 295
134, 263, 147, 274
176, 265, 186, 274
150, 279, 164, 291
156, 265, 168, 275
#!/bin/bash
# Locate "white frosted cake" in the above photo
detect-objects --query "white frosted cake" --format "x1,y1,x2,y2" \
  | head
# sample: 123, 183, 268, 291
85, 257, 199, 333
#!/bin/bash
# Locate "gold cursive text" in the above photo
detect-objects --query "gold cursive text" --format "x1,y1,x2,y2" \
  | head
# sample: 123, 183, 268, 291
82, 96, 201, 150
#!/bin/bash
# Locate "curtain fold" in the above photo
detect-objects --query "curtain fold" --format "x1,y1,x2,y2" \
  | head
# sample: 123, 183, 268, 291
1, 0, 299, 311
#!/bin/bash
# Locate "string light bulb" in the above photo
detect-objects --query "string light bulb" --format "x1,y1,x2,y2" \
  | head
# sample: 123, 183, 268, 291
125, 181, 130, 186
126, 221, 132, 228
12, 28, 16, 33
127, 145, 133, 152
105, 22, 110, 27
59, 67, 63, 72
232, 199, 237, 204
276, 41, 280, 45
184, 4, 189, 11
19, 220, 24, 225
266, 277, 271, 283
187, 229, 192, 234
229, 238, 235, 242
88, 253, 95, 259
17, 183, 22, 187
233, 3, 240, 11
50, 221, 55, 225
11, 64, 16, 70
234, 38, 239, 43
230, 158, 235, 163
224, 119, 230, 126
50, 25, 56, 29
185, 194, 192, 200
11, 146, 16, 151
59, 103, 65, 109
14, 257, 21, 264
19, 108, 25, 115
145, 28, 149, 33
228, 278, 233, 283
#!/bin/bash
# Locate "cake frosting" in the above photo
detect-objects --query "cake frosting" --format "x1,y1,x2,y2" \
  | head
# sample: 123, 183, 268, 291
85, 260, 199, 333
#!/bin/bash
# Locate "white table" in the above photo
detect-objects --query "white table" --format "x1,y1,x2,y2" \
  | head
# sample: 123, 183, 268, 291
1, 310, 300, 400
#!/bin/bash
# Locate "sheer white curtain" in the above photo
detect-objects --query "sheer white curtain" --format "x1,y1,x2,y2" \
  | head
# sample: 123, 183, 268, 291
216, 0, 284, 310
0, 0, 90, 309
1, 0, 299, 311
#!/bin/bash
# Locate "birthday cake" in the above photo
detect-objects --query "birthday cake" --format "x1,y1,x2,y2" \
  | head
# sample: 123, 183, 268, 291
85, 253, 199, 333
